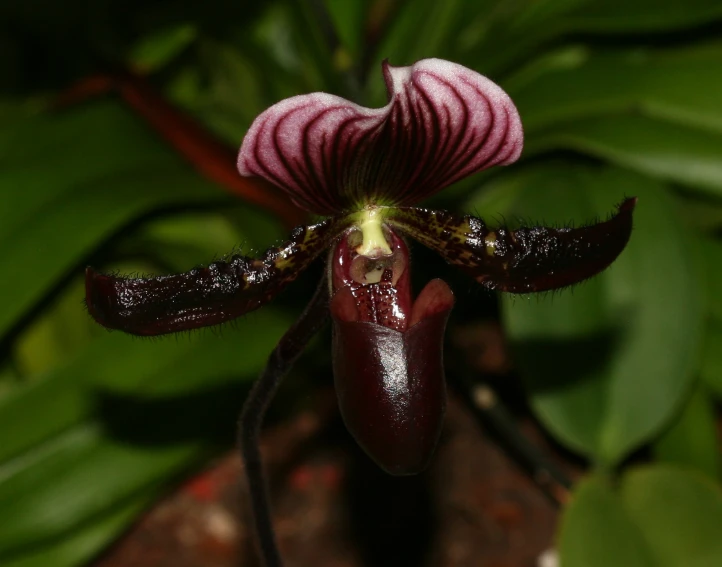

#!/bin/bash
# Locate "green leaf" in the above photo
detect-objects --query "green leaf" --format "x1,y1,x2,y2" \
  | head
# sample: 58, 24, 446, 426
0, 308, 290, 556
366, 0, 475, 103
324, 0, 367, 56
559, 466, 722, 567
559, 474, 655, 567
372, 0, 463, 62
559, 0, 722, 32
0, 165, 227, 340
653, 384, 721, 480
189, 39, 276, 142
494, 164, 702, 465
526, 114, 722, 199
502, 44, 591, 94
2, 488, 152, 567
514, 46, 722, 135
128, 23, 198, 73
123, 212, 247, 273
622, 466, 722, 567
118, 204, 284, 275
0, 424, 196, 557
502, 0, 722, 37
699, 237, 722, 323
700, 323, 722, 397
1, 102, 177, 238
283, 0, 347, 96
13, 276, 97, 377
0, 309, 290, 464
678, 196, 722, 233
0, 101, 235, 340
457, 0, 722, 78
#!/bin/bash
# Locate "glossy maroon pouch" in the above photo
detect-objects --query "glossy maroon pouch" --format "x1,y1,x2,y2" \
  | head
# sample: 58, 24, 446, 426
329, 222, 455, 475
332, 299, 452, 475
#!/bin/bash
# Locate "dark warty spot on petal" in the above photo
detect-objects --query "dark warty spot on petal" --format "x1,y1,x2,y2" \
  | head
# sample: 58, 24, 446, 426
245, 268, 274, 286
466, 235, 484, 250
493, 228, 511, 257
230, 256, 251, 274
117, 287, 135, 309
210, 274, 235, 293
430, 209, 451, 224
264, 247, 288, 263
467, 216, 487, 233
275, 244, 297, 261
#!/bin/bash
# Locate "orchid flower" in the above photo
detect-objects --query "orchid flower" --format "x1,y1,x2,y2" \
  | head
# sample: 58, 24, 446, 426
85, 59, 634, 566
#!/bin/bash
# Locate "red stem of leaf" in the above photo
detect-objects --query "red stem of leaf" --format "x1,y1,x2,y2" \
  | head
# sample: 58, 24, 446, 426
54, 73, 307, 228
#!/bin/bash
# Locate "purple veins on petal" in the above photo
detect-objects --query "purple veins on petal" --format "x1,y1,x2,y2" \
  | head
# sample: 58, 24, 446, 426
238, 59, 523, 215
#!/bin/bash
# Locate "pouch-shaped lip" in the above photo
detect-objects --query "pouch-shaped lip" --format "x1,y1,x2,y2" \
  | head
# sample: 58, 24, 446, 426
331, 279, 454, 475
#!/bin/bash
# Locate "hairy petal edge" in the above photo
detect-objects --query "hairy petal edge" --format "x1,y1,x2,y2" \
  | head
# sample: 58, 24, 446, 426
85, 217, 349, 335
387, 198, 637, 293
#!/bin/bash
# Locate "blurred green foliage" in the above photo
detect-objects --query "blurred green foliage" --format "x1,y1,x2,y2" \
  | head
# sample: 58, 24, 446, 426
1, 0, 722, 565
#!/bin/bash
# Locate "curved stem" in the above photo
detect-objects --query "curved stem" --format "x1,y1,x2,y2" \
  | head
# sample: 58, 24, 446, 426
238, 274, 330, 566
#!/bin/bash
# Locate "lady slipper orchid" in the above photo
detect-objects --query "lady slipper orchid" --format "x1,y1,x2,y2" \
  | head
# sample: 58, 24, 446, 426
85, 58, 635, 565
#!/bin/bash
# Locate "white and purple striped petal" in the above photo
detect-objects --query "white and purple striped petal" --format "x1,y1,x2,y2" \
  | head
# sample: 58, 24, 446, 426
238, 58, 523, 215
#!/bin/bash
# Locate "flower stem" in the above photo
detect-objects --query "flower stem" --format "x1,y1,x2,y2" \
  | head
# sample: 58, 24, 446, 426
237, 273, 330, 566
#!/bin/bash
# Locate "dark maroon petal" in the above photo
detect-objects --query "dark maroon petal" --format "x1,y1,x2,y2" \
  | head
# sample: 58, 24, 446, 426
85, 217, 349, 336
409, 278, 456, 327
331, 280, 454, 475
238, 59, 523, 215
387, 198, 636, 293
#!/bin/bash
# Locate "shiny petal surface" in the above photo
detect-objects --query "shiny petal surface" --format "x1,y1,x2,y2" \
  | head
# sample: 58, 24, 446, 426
387, 198, 636, 293
331, 279, 454, 475
85, 217, 349, 335
238, 59, 523, 215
